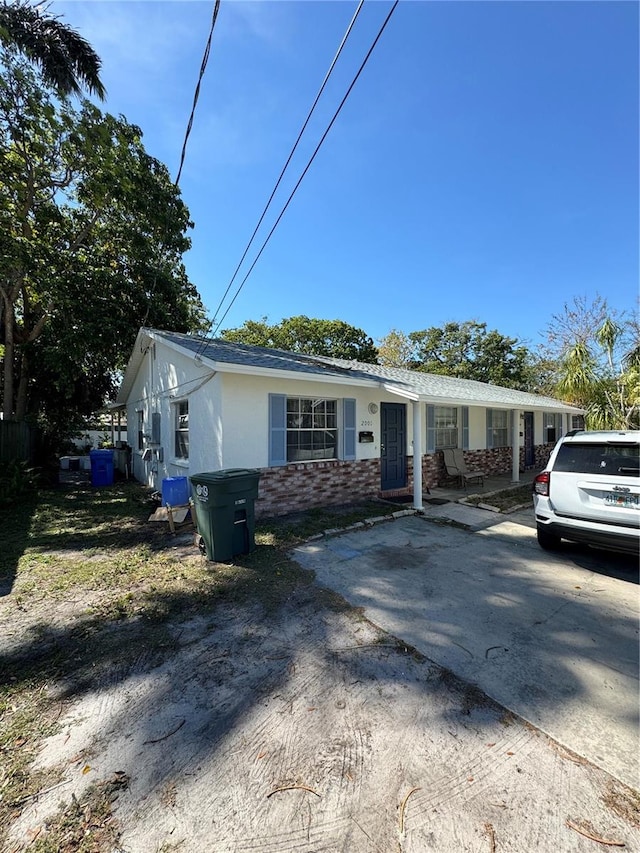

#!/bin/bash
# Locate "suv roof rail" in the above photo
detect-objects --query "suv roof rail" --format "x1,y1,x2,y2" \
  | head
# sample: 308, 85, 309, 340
565, 429, 585, 437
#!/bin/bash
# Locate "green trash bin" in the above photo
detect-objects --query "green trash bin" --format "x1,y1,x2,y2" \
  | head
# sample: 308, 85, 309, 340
189, 469, 261, 562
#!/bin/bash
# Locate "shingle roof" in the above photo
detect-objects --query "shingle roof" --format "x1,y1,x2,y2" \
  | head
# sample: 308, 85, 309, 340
320, 356, 578, 410
157, 330, 356, 378
122, 328, 581, 413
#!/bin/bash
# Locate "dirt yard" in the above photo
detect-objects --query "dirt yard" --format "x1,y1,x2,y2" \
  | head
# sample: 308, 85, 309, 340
1, 484, 639, 852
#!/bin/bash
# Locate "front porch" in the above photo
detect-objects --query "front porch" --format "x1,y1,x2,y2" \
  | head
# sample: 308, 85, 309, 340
427, 470, 537, 503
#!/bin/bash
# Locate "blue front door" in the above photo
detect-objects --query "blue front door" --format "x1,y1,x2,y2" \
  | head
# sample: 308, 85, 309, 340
381, 403, 407, 490
524, 411, 535, 468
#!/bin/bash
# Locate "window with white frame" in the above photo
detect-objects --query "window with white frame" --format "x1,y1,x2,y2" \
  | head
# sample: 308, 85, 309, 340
286, 397, 337, 462
435, 406, 458, 449
488, 409, 509, 448
137, 410, 144, 451
174, 400, 189, 459
544, 412, 562, 444
571, 414, 585, 431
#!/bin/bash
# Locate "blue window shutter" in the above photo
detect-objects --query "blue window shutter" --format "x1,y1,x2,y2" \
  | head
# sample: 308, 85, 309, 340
269, 394, 287, 466
486, 409, 493, 450
343, 398, 356, 461
426, 405, 435, 453
509, 410, 514, 444
462, 406, 469, 450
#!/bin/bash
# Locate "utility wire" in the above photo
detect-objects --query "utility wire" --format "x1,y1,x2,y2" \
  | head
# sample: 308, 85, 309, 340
140, 0, 220, 330
198, 0, 365, 357
199, 0, 399, 356
175, 0, 221, 187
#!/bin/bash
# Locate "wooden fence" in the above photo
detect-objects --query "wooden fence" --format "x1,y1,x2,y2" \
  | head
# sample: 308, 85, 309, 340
0, 420, 39, 464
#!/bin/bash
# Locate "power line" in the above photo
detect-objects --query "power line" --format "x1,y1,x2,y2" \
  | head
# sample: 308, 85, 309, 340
139, 1, 219, 329
175, 0, 221, 187
199, 0, 366, 357
199, 0, 399, 356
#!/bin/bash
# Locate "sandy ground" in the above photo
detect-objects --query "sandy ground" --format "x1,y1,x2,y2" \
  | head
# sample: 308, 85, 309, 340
4, 564, 640, 853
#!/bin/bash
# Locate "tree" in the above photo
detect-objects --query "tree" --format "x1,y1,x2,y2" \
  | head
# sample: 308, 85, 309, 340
0, 51, 206, 436
406, 321, 539, 390
0, 0, 105, 99
547, 297, 639, 429
221, 316, 379, 363
377, 329, 414, 368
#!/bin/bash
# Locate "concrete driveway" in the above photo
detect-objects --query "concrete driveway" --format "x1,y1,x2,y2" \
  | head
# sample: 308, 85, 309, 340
293, 506, 639, 790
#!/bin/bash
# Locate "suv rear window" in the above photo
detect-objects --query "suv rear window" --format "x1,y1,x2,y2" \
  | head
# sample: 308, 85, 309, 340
554, 443, 640, 477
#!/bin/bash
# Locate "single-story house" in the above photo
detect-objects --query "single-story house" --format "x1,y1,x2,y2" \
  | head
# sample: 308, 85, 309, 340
115, 328, 583, 517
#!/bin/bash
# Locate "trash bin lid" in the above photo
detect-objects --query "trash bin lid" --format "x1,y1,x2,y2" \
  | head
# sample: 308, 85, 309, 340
190, 468, 259, 482
190, 469, 260, 499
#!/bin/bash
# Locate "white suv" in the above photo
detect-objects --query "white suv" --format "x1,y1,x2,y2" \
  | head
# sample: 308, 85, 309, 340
533, 430, 640, 554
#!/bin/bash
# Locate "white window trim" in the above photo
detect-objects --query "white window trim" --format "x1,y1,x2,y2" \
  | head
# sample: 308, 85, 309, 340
136, 409, 145, 452
488, 408, 509, 449
434, 405, 459, 450
174, 399, 189, 461
285, 396, 339, 463
269, 394, 356, 466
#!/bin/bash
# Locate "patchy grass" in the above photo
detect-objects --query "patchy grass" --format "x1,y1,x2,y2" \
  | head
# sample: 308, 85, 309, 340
0, 682, 62, 836
256, 500, 383, 546
462, 484, 533, 512
29, 773, 129, 852
0, 483, 386, 848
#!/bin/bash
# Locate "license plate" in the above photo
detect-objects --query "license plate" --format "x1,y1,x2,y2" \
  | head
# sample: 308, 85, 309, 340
604, 492, 639, 508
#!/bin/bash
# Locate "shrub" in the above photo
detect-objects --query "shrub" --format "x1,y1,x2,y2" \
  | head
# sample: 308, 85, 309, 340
0, 460, 41, 506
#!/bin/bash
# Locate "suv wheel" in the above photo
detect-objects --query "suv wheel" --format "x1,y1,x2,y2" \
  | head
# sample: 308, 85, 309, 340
537, 525, 561, 551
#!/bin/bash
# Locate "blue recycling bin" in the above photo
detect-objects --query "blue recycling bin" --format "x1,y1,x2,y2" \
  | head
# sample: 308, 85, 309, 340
162, 476, 190, 507
89, 449, 115, 487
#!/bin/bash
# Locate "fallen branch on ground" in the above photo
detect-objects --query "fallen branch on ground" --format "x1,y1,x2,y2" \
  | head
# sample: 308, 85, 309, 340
143, 719, 185, 744
332, 643, 407, 652
266, 784, 320, 799
566, 819, 625, 847
11, 779, 72, 807
398, 787, 421, 834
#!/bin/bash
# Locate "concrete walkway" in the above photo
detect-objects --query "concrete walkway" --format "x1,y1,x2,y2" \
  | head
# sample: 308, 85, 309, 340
293, 505, 640, 790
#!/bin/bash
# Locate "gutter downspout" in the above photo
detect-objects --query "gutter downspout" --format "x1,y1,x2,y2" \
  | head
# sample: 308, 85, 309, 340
412, 400, 423, 510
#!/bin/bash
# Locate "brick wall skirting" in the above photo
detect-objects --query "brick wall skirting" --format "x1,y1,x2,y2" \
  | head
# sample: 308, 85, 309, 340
535, 444, 555, 469
256, 445, 554, 517
256, 458, 380, 518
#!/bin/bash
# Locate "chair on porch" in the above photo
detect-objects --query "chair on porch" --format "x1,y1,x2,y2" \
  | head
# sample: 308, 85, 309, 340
442, 448, 485, 489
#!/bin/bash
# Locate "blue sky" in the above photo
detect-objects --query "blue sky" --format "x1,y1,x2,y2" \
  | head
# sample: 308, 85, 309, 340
57, 0, 638, 349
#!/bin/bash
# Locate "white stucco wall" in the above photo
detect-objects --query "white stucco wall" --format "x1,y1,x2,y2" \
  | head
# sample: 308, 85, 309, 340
217, 373, 417, 467
125, 340, 218, 490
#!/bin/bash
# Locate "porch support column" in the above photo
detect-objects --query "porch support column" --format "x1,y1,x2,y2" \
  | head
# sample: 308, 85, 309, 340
412, 400, 423, 510
511, 408, 520, 484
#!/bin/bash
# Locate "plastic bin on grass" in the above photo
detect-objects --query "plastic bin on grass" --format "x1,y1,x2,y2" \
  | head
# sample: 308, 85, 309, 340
89, 449, 114, 487
189, 469, 260, 562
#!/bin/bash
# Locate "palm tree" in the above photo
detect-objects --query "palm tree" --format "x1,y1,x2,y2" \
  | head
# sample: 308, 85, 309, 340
0, 0, 105, 99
